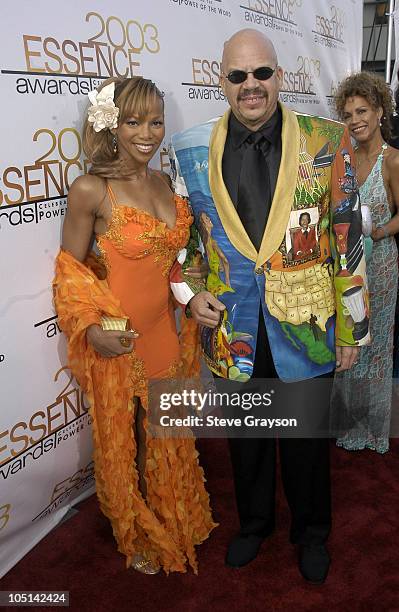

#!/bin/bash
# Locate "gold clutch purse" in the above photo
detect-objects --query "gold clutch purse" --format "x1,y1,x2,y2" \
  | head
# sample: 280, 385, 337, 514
101, 316, 131, 332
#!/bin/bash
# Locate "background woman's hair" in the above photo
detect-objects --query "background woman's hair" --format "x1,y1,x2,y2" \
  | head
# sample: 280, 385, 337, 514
197, 211, 211, 246
334, 71, 393, 141
82, 76, 164, 179
395, 69, 399, 113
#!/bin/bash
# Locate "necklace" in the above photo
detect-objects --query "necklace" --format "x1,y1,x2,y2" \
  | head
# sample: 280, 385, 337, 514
355, 142, 387, 169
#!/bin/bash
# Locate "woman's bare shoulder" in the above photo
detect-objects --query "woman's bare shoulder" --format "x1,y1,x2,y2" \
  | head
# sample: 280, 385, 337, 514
386, 145, 399, 164
67, 174, 107, 213
69, 174, 105, 197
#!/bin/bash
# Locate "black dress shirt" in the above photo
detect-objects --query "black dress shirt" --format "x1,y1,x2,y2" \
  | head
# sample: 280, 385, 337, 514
222, 106, 283, 211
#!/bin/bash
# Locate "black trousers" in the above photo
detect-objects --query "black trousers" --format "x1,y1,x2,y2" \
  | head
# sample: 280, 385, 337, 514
226, 312, 331, 545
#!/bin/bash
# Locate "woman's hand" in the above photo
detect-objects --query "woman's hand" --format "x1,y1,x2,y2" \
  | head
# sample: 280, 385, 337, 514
86, 324, 139, 357
371, 223, 388, 241
184, 261, 209, 279
335, 345, 359, 372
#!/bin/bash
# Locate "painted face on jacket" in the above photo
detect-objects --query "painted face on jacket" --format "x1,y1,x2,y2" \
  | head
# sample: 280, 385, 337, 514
299, 213, 310, 229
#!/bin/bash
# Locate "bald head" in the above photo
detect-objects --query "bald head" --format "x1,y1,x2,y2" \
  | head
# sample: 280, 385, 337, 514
222, 29, 278, 72
220, 28, 282, 131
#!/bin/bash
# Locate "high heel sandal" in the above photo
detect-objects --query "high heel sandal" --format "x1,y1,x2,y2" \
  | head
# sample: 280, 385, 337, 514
131, 554, 160, 575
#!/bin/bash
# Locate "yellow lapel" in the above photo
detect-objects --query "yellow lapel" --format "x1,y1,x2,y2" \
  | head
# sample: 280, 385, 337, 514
208, 103, 300, 266
209, 110, 257, 261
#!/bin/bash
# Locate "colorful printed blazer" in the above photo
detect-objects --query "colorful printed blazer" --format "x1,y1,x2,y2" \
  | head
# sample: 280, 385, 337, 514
169, 103, 369, 382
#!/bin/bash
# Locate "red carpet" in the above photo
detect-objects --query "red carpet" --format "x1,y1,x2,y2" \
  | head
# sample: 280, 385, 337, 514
2, 439, 399, 611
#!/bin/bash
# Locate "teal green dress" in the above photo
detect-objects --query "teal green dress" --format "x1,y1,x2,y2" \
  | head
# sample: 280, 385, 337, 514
331, 149, 398, 453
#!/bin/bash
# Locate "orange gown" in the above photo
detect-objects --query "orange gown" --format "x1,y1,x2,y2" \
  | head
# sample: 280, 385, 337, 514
98, 185, 188, 378
53, 185, 216, 574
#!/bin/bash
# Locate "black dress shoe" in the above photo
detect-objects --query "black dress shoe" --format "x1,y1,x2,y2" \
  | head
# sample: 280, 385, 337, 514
298, 544, 330, 584
225, 534, 263, 568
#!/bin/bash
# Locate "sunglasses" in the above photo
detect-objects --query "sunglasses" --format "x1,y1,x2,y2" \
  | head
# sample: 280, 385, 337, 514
223, 66, 276, 84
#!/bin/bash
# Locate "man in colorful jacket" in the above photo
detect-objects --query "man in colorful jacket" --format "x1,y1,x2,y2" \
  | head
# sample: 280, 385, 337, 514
169, 29, 369, 584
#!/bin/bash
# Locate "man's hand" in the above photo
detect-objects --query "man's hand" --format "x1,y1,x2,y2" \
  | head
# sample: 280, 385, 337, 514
335, 345, 359, 372
189, 291, 225, 327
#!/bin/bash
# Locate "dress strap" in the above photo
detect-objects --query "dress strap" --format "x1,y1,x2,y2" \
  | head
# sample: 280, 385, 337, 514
107, 182, 119, 206
374, 142, 387, 174
377, 144, 387, 166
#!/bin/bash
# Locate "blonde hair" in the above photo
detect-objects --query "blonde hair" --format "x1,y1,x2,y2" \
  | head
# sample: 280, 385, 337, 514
82, 77, 164, 178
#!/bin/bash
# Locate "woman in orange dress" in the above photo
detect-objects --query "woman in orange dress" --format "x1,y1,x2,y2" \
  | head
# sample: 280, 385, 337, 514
53, 77, 216, 574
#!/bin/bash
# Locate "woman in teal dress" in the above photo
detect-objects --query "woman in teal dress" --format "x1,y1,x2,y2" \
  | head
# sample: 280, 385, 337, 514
332, 72, 399, 453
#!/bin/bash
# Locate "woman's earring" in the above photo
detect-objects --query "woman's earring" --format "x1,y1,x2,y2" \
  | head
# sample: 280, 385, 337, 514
112, 135, 118, 154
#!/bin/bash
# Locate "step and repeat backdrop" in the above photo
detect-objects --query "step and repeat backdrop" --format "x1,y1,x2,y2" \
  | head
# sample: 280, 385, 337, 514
0, 0, 363, 577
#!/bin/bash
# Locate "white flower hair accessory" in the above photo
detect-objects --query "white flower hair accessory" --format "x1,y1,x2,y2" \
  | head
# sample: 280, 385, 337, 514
87, 82, 119, 132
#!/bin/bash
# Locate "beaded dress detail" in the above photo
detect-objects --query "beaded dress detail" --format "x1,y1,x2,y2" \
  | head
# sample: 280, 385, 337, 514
332, 147, 398, 453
